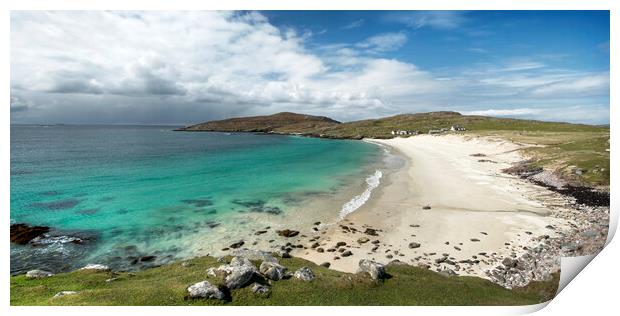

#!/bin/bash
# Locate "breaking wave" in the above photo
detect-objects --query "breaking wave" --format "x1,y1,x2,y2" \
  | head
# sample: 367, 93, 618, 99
339, 170, 382, 219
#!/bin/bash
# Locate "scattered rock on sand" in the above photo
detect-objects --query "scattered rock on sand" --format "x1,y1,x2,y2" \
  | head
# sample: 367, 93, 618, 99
293, 267, 315, 281
357, 237, 370, 244
422, 205, 432, 210
342, 250, 353, 257
358, 259, 387, 280
229, 241, 245, 249
26, 269, 54, 279
364, 228, 379, 236
187, 280, 226, 300
277, 229, 299, 237
336, 241, 347, 247
409, 242, 421, 249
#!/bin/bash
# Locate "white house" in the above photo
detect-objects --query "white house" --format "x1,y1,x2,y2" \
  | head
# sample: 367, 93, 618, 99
450, 125, 466, 131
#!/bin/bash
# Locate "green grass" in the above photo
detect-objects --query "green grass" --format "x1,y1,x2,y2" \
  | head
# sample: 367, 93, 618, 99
475, 130, 610, 187
11, 256, 558, 306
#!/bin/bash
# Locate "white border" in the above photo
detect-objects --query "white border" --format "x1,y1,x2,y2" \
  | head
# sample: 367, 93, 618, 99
2, 1, 617, 315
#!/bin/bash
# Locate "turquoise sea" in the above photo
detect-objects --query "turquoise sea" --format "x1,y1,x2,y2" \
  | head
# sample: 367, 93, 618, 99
10, 125, 382, 274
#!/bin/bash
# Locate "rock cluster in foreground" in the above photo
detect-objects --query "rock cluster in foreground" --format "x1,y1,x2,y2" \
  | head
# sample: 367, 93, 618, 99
188, 252, 386, 301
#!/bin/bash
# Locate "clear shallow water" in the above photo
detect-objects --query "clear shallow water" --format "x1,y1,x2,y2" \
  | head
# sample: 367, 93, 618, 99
10, 125, 381, 274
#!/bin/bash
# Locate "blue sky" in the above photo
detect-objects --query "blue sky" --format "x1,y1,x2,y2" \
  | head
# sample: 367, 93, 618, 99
11, 11, 610, 124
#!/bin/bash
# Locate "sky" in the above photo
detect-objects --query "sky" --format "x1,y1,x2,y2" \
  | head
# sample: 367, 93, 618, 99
10, 11, 610, 125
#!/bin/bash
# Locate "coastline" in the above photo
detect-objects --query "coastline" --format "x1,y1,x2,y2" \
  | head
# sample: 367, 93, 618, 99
292, 134, 607, 288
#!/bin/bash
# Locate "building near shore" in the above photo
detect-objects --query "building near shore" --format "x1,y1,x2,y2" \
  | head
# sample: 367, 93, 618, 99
391, 130, 419, 136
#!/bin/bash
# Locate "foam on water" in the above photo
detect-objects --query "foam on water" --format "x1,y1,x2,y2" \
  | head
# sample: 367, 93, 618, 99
339, 170, 383, 219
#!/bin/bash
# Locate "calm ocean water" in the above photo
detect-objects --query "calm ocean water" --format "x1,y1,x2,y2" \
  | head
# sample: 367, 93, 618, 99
10, 125, 381, 274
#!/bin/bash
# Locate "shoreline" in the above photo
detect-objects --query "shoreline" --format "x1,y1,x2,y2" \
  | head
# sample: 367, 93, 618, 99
291, 134, 608, 288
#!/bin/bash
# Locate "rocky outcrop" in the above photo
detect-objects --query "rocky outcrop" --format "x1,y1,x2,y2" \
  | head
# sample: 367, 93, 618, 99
10, 223, 50, 244
26, 269, 54, 279
358, 259, 387, 280
187, 281, 226, 300
293, 267, 315, 281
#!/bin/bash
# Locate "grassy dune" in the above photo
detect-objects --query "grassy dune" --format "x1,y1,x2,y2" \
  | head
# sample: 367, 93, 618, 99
11, 255, 558, 306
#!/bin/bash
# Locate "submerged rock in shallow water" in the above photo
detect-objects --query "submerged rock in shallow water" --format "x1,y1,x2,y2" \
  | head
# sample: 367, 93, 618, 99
30, 199, 81, 210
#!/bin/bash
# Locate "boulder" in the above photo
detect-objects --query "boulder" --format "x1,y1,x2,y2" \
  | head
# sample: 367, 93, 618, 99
358, 259, 387, 280
187, 280, 226, 300
225, 265, 257, 289
357, 237, 370, 244
26, 269, 54, 279
408, 242, 421, 249
259, 261, 287, 281
53, 291, 77, 298
293, 267, 315, 281
320, 262, 331, 268
80, 264, 110, 271
230, 256, 256, 270
251, 283, 270, 295
342, 250, 353, 257
422, 205, 432, 210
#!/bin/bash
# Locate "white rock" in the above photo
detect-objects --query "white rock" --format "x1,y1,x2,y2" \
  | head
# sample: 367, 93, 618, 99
293, 266, 315, 281
25, 269, 54, 279
80, 264, 110, 271
187, 280, 226, 300
53, 291, 77, 298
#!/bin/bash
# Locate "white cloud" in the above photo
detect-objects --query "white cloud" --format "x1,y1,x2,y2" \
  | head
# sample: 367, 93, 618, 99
391, 11, 467, 30
356, 32, 408, 52
530, 73, 609, 97
343, 19, 364, 29
463, 108, 542, 117
9, 11, 610, 125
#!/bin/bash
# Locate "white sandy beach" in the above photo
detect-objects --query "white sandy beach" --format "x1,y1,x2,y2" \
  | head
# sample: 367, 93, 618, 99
293, 134, 570, 280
